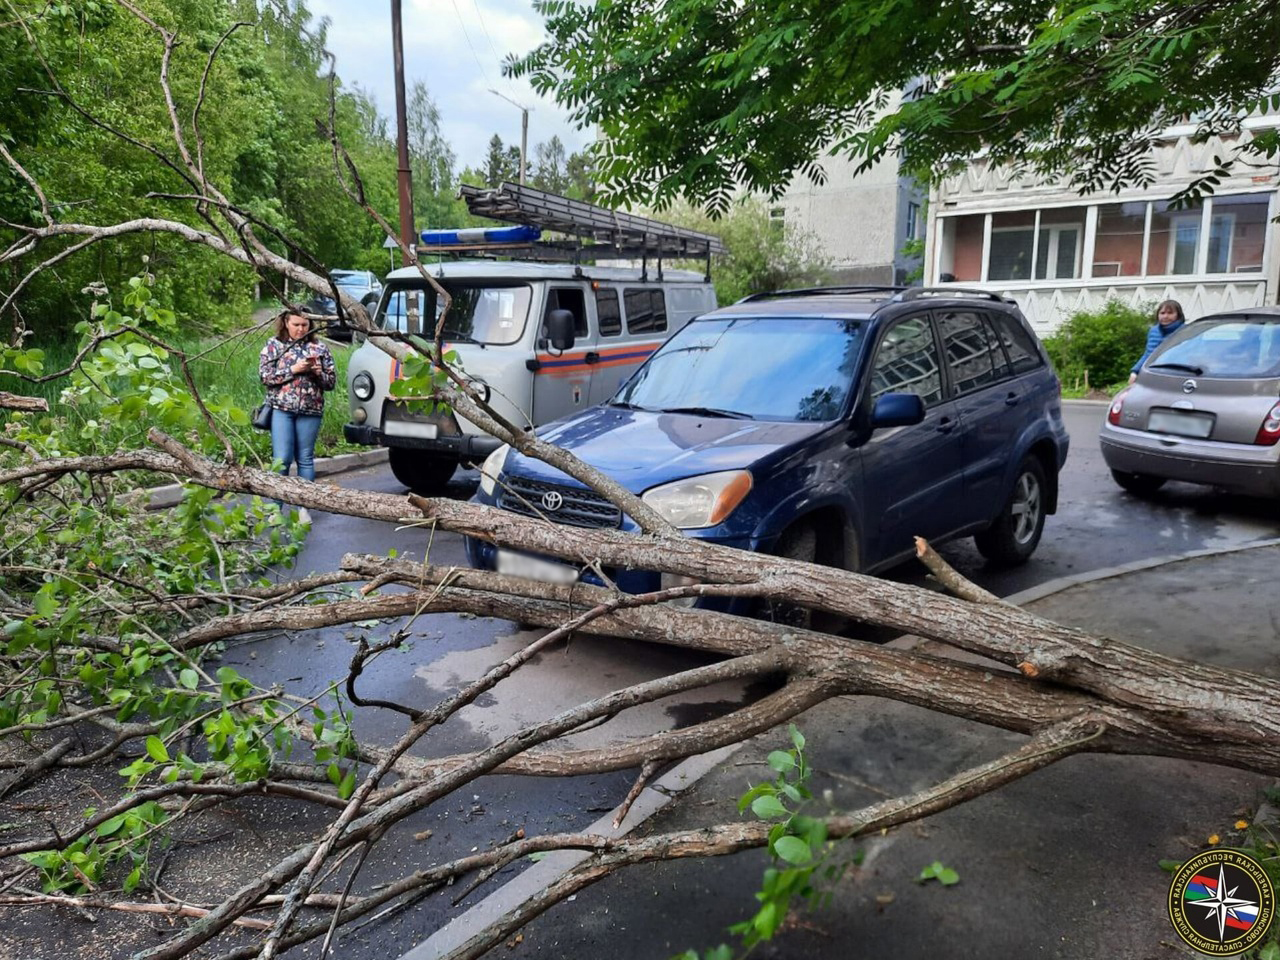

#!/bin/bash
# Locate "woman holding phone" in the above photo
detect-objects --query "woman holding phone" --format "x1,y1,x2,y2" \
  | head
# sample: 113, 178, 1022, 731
258, 310, 336, 524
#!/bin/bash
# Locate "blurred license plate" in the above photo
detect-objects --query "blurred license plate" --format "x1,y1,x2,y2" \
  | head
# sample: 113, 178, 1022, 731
495, 550, 579, 584
1148, 409, 1214, 438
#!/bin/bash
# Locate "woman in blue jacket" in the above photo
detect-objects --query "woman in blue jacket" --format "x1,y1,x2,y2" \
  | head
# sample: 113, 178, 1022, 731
1128, 299, 1186, 384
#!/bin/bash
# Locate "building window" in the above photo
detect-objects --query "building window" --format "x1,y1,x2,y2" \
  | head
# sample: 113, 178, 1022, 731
906, 201, 922, 242
942, 191, 1269, 284
768, 206, 785, 237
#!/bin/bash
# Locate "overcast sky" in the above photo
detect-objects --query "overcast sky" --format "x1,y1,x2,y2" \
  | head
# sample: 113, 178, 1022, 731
306, 0, 592, 174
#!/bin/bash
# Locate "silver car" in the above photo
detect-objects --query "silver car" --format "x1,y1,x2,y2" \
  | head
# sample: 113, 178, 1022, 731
1100, 306, 1280, 497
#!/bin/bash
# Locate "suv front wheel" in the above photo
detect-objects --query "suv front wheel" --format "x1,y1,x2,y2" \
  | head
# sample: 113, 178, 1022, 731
974, 456, 1046, 566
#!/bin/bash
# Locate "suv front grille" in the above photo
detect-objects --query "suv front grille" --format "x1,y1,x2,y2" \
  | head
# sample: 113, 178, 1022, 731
496, 476, 623, 529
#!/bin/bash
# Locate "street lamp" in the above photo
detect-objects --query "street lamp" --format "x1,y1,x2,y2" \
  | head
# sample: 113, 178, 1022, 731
489, 88, 532, 185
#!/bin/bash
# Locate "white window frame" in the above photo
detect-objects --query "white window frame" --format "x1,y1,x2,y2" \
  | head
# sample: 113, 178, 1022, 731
1036, 223, 1083, 280
1167, 213, 1202, 275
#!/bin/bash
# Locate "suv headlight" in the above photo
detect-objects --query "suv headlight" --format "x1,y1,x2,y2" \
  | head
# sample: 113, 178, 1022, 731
479, 444, 510, 496
352, 371, 375, 401
641, 470, 752, 529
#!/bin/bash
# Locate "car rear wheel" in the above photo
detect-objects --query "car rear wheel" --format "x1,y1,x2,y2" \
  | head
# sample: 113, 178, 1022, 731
388, 448, 457, 495
1110, 469, 1167, 497
974, 456, 1046, 566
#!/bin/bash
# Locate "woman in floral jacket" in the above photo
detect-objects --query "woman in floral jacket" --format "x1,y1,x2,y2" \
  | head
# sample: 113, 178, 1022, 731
259, 310, 336, 523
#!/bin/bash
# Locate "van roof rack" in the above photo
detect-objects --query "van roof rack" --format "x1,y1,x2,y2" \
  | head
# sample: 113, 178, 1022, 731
426, 182, 725, 277
737, 285, 908, 303
896, 286, 1013, 304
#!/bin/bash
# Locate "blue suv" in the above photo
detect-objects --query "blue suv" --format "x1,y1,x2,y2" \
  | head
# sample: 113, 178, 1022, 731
465, 287, 1068, 599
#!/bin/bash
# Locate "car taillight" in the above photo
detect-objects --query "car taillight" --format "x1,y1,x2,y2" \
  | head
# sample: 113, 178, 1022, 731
1107, 389, 1129, 426
1254, 402, 1280, 446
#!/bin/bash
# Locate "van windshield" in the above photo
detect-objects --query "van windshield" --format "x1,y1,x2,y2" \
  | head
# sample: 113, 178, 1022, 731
614, 317, 865, 421
376, 281, 532, 346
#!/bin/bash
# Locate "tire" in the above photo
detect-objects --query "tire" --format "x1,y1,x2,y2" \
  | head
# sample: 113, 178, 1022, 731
974, 456, 1047, 566
758, 522, 851, 633
1110, 469, 1167, 497
388, 448, 457, 495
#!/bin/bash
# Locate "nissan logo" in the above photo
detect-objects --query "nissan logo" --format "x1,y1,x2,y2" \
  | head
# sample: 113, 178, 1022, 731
541, 491, 564, 512
1182, 378, 1198, 394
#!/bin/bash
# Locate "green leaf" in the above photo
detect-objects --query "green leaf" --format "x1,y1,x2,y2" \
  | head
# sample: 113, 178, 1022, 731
938, 867, 960, 885
338, 769, 357, 800
772, 835, 811, 864
144, 736, 169, 763
750, 795, 788, 819
788, 724, 805, 752
766, 750, 795, 773
178, 668, 199, 690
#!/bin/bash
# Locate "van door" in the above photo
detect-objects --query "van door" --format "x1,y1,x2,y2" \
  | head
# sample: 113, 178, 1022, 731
586, 285, 633, 405
531, 285, 597, 425
585, 286, 671, 406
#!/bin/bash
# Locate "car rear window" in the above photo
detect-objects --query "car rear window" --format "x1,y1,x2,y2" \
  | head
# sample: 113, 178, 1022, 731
988, 312, 1043, 375
1151, 320, 1280, 378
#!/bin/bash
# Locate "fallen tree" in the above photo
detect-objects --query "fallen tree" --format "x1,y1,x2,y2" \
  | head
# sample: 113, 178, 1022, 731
2, 4, 1279, 960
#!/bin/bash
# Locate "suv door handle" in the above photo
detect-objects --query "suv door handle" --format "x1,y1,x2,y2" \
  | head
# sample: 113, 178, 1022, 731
1004, 391, 1020, 406
936, 416, 956, 434
584, 351, 600, 364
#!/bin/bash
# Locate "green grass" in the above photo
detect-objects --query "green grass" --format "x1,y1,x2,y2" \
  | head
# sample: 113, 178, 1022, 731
4, 328, 358, 460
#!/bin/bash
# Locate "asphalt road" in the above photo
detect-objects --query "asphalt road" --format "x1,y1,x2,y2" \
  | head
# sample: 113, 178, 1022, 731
227, 401, 1278, 959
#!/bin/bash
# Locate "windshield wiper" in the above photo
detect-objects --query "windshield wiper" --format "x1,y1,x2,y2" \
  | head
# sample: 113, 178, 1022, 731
662, 406, 755, 419
1148, 362, 1204, 375
607, 400, 646, 411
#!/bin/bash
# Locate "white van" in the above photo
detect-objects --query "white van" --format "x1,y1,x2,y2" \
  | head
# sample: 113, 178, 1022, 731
343, 259, 717, 492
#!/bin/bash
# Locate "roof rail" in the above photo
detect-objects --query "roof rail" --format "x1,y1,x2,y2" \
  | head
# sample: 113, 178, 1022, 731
447, 182, 726, 264
897, 286, 1011, 304
736, 285, 908, 303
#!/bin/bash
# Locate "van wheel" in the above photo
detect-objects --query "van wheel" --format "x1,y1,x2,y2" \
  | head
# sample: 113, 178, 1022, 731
1110, 469, 1166, 497
388, 448, 457, 495
974, 456, 1046, 566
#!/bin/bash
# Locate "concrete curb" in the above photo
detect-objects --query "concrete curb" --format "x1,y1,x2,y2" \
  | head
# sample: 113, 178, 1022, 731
1061, 397, 1110, 407
393, 536, 1280, 960
141, 447, 389, 510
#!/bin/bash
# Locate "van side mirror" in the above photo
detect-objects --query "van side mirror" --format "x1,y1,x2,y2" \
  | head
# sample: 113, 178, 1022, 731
870, 393, 926, 429
546, 309, 576, 351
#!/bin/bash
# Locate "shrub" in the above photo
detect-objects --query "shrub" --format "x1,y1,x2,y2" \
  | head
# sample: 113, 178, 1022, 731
1042, 300, 1154, 390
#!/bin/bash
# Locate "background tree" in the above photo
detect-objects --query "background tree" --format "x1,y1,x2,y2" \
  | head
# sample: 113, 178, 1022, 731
483, 133, 521, 187
513, 0, 1280, 213
531, 134, 570, 193
664, 198, 831, 304
406, 80, 459, 231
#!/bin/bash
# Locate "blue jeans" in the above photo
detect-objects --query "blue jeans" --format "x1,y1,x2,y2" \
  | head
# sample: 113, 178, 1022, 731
270, 409, 322, 509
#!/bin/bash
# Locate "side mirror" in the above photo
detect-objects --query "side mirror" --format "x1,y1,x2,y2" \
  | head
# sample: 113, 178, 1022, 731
546, 309, 576, 351
870, 392, 926, 429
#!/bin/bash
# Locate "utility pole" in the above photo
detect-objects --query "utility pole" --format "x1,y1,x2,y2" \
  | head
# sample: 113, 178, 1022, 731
390, 0, 418, 333
489, 89, 531, 185
391, 0, 414, 259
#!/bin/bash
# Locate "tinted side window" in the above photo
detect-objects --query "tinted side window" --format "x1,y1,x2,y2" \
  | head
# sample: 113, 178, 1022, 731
938, 310, 1001, 395
989, 312, 1043, 375
624, 288, 668, 335
546, 287, 588, 337
595, 288, 622, 337
870, 316, 942, 406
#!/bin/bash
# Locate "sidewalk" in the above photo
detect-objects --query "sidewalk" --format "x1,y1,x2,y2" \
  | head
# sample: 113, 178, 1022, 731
423, 542, 1280, 960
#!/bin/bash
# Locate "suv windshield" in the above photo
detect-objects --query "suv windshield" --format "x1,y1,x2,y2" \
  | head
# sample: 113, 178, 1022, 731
614, 316, 865, 421
377, 281, 533, 346
1152, 320, 1280, 378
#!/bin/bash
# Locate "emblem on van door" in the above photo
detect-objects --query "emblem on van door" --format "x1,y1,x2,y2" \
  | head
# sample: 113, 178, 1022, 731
1183, 379, 1198, 394
541, 491, 564, 512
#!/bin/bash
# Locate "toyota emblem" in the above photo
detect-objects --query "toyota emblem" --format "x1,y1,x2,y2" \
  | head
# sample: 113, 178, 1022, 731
541, 491, 564, 512
1182, 378, 1198, 394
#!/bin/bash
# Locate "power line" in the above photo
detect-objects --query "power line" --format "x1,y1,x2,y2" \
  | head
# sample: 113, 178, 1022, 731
449, 0, 494, 90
